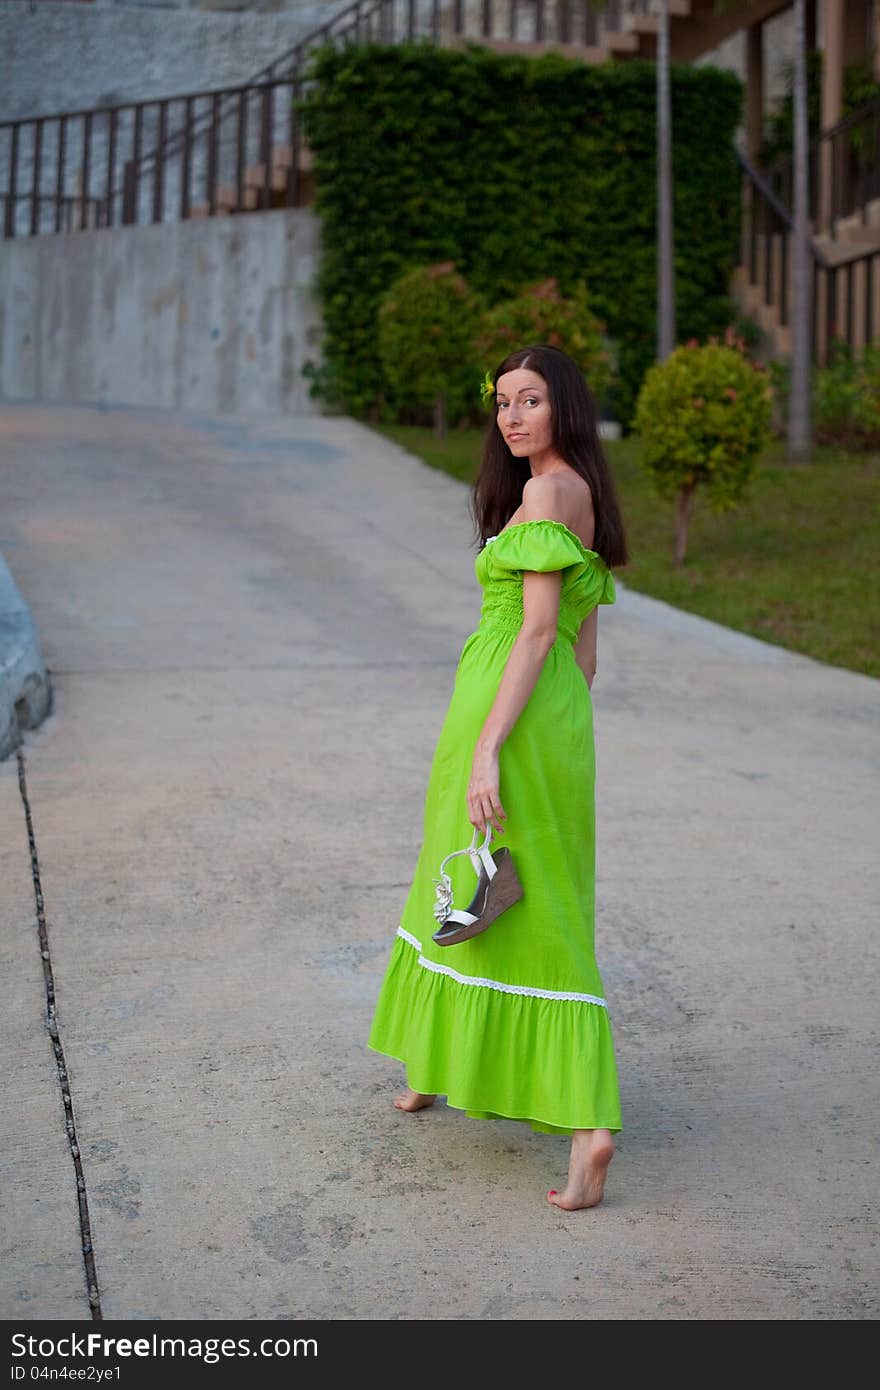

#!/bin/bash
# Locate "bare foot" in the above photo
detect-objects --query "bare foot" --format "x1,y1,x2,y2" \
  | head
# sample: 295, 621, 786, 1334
547, 1128, 614, 1210
393, 1088, 437, 1113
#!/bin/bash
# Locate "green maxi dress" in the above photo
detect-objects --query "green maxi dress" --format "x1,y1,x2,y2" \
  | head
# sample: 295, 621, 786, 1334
367, 518, 622, 1136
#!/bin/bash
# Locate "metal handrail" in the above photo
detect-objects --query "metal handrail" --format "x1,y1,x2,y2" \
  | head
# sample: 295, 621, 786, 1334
735, 144, 879, 361
774, 88, 880, 160
130, 0, 403, 180
736, 144, 830, 269
762, 89, 880, 227
0, 73, 305, 237
0, 0, 620, 238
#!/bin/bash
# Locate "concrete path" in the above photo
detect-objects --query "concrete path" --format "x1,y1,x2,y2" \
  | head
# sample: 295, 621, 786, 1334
1, 402, 877, 1321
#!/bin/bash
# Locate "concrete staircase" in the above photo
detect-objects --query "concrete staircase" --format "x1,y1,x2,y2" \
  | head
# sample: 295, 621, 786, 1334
3, 0, 800, 237
4, 0, 876, 368
732, 192, 880, 362
188, 143, 314, 220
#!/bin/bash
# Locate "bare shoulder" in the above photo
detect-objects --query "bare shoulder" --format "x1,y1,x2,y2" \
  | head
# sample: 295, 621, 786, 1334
521, 471, 595, 542
520, 473, 569, 520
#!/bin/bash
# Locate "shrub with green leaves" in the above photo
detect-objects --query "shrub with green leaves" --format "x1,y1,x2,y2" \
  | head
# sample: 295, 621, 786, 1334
759, 50, 880, 168
763, 339, 880, 449
633, 330, 774, 563
813, 339, 880, 449
298, 42, 744, 430
377, 262, 485, 435
474, 278, 616, 414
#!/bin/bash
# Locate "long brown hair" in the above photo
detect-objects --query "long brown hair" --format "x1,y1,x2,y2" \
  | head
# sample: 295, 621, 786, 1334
470, 344, 629, 568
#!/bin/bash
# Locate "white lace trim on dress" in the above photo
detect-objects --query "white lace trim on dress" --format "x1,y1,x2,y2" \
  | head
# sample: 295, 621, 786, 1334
395, 925, 607, 1007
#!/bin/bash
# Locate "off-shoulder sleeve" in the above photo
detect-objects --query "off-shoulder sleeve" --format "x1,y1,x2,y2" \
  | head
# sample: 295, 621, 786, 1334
598, 568, 616, 606
487, 518, 616, 606
488, 519, 589, 574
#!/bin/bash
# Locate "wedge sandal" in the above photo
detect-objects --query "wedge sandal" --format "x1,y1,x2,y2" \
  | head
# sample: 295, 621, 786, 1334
431, 824, 524, 947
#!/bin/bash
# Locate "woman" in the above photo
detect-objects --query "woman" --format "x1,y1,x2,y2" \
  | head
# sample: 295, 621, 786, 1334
368, 343, 629, 1210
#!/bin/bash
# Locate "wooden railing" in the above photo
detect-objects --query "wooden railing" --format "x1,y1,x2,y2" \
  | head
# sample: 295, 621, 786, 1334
120, 0, 623, 191
0, 76, 303, 238
737, 148, 878, 365
0, 0, 650, 238
763, 91, 880, 230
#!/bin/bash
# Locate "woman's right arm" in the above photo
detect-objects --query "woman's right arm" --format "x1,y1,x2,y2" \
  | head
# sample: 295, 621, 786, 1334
574, 606, 598, 690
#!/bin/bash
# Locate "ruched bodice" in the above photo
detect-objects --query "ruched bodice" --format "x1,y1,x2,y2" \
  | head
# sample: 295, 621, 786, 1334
475, 519, 616, 645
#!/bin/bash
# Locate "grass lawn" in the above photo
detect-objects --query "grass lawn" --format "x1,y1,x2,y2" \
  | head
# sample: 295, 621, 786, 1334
370, 423, 880, 679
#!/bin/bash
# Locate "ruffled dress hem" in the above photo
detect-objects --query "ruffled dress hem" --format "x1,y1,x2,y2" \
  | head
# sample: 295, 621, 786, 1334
367, 932, 623, 1137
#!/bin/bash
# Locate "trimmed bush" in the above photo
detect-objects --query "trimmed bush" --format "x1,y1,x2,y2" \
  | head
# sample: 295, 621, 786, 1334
813, 339, 880, 449
377, 262, 486, 434
474, 277, 616, 414
765, 339, 880, 449
633, 328, 774, 563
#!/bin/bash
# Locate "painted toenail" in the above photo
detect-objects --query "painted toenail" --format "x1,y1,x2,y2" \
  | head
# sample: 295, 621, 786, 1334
548, 1190, 557, 1198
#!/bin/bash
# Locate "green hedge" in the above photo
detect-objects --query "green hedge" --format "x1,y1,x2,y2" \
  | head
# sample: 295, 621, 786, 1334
299, 41, 744, 431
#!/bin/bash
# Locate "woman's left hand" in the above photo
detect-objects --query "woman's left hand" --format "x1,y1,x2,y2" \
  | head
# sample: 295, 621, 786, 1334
468, 741, 507, 836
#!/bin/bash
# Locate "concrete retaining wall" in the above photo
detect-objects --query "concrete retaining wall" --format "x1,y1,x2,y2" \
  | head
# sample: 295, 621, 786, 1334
0, 553, 52, 761
0, 207, 324, 416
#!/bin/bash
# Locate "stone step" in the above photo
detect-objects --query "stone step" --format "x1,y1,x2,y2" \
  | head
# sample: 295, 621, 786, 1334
444, 35, 615, 64
243, 163, 290, 194
830, 215, 880, 249
627, 0, 695, 40
271, 142, 312, 173
814, 231, 880, 265
734, 234, 880, 360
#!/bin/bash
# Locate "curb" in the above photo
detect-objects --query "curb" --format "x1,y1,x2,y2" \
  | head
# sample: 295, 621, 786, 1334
0, 551, 52, 760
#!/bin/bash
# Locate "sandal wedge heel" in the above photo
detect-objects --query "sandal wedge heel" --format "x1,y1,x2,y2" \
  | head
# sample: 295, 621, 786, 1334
431, 825, 524, 947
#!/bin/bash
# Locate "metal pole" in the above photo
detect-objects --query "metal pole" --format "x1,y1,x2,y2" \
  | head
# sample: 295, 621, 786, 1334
656, 0, 676, 358
788, 0, 813, 461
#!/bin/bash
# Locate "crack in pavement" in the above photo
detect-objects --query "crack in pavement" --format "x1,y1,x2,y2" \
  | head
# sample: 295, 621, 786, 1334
16, 748, 103, 1321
